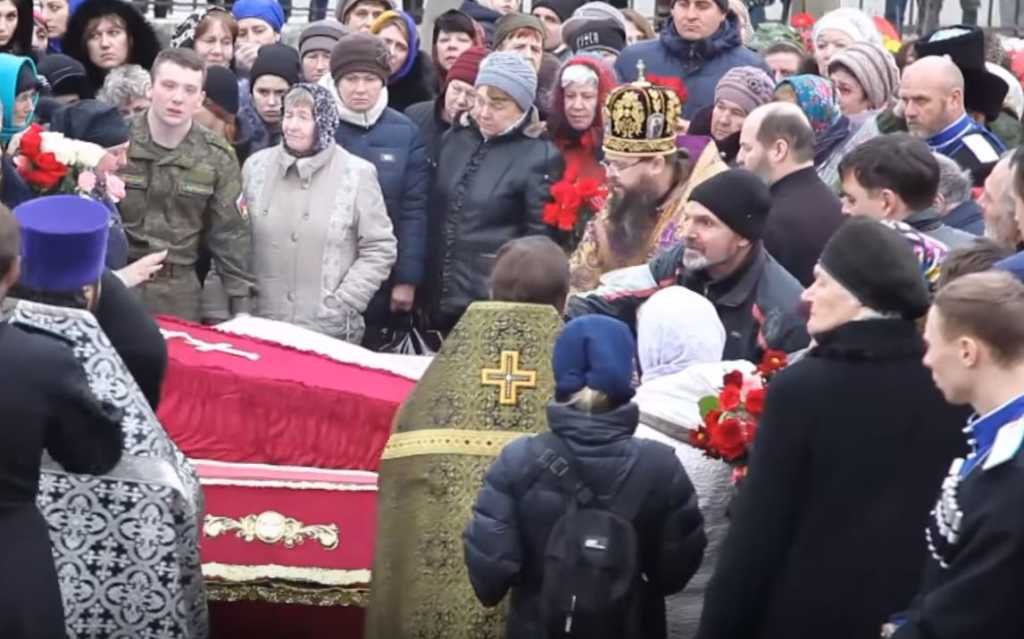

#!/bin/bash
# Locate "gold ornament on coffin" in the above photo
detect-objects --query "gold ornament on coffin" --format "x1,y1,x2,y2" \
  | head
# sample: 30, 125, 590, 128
481, 350, 538, 406
603, 59, 683, 157
203, 511, 340, 550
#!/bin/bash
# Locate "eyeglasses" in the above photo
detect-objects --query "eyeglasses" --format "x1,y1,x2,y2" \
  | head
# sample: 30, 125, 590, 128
600, 158, 646, 174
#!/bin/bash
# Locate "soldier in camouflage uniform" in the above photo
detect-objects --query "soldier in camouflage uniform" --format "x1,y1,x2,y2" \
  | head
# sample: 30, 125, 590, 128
119, 48, 254, 322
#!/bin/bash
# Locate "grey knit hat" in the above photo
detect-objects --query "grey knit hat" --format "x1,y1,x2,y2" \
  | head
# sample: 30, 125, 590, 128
300, 19, 347, 59
714, 66, 775, 115
476, 51, 537, 113
828, 41, 900, 110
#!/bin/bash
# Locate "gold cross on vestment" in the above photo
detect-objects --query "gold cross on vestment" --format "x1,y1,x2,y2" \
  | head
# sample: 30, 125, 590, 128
481, 351, 537, 406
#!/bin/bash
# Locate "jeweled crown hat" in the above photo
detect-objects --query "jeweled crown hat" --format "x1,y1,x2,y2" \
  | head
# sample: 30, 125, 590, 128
602, 60, 682, 157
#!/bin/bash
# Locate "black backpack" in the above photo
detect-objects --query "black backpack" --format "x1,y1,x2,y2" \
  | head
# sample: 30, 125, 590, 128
526, 432, 672, 639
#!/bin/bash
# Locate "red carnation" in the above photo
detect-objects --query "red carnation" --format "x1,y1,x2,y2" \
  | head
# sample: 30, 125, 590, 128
646, 73, 688, 107
745, 387, 766, 416
758, 349, 788, 378
704, 408, 721, 430
790, 11, 815, 29
18, 124, 43, 157
719, 385, 741, 412
708, 416, 747, 461
723, 371, 743, 389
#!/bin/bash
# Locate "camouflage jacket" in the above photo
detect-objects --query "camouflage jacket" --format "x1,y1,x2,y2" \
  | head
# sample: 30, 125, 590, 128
119, 113, 254, 300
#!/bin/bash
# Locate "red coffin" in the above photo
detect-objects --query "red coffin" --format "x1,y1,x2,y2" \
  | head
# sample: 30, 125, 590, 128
156, 316, 415, 470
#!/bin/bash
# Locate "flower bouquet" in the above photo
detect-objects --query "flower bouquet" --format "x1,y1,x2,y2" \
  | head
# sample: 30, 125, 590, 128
690, 350, 788, 483
12, 124, 125, 202
543, 140, 608, 251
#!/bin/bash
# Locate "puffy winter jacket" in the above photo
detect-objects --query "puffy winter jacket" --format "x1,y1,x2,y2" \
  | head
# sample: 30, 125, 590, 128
567, 242, 809, 361
615, 15, 769, 119
334, 105, 430, 289
424, 109, 563, 332
464, 401, 707, 639
404, 98, 449, 170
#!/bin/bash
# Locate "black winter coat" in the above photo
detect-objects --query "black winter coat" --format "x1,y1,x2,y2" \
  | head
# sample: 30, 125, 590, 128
387, 54, 437, 113
464, 402, 707, 639
567, 243, 809, 361
762, 166, 844, 287
697, 319, 968, 639
404, 98, 449, 170
424, 109, 562, 331
0, 322, 122, 639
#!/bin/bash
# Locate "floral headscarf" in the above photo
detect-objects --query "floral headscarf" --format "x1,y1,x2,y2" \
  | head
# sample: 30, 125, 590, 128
170, 7, 230, 49
285, 82, 340, 156
777, 74, 841, 135
879, 219, 948, 294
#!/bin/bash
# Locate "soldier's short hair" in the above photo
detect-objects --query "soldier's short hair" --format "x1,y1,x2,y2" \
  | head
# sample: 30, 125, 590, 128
0, 205, 19, 286
934, 271, 1024, 366
151, 47, 207, 83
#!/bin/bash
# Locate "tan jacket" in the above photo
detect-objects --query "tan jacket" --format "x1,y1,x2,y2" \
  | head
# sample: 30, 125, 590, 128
242, 143, 397, 343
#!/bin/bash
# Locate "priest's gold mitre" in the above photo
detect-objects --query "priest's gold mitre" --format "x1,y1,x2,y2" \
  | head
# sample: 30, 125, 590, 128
602, 60, 683, 157
366, 301, 563, 639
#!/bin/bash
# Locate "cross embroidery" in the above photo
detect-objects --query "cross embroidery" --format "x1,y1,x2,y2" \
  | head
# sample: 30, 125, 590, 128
481, 351, 537, 406
161, 329, 260, 361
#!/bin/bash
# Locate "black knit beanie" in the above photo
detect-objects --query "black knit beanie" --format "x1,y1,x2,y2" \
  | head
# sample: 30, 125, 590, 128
250, 43, 302, 89
204, 65, 240, 115
688, 169, 772, 241
818, 217, 931, 320
532, 0, 580, 22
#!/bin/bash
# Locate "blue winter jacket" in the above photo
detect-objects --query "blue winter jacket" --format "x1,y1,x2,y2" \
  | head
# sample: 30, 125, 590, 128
615, 14, 769, 119
335, 107, 430, 288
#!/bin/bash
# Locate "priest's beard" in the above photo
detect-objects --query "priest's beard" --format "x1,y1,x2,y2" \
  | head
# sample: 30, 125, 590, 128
606, 181, 662, 259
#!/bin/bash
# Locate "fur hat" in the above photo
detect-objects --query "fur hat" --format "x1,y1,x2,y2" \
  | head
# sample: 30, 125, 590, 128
63, 0, 160, 91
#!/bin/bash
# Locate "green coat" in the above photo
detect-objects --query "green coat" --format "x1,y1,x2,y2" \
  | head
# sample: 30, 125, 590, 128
120, 114, 254, 319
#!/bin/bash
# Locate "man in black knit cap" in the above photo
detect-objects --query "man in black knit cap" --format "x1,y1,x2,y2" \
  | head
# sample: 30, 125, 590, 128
569, 168, 809, 361
531, 0, 579, 61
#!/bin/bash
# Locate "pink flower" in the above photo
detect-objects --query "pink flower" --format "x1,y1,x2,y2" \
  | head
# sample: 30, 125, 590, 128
77, 170, 97, 193
105, 173, 126, 203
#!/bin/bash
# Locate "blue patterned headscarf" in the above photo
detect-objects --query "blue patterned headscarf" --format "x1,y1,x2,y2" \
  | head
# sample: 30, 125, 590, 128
777, 74, 841, 135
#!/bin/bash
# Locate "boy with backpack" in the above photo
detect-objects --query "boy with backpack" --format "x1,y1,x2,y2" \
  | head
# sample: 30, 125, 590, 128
463, 315, 707, 638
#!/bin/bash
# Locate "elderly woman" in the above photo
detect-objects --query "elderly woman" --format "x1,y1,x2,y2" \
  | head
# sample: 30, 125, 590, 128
425, 50, 562, 334
698, 217, 967, 639
242, 83, 397, 344
370, 10, 436, 112
810, 7, 882, 75
544, 54, 615, 249
61, 0, 159, 94
95, 63, 150, 120
170, 7, 238, 69
775, 74, 851, 188
688, 65, 775, 165
633, 286, 756, 639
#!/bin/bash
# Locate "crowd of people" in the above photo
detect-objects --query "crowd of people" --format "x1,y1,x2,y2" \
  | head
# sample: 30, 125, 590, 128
3, 0, 1024, 635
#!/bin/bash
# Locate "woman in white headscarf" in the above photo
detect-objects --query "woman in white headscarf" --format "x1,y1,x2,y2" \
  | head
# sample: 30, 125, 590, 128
634, 285, 755, 639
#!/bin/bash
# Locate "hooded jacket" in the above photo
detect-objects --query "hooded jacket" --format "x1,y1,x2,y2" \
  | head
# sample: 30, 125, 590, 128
464, 401, 707, 639
615, 14, 769, 119
377, 11, 437, 112
62, 0, 160, 93
0, 54, 37, 145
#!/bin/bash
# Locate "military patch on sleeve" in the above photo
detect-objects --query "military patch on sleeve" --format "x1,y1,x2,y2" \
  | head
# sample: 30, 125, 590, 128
236, 193, 249, 220
961, 134, 1000, 164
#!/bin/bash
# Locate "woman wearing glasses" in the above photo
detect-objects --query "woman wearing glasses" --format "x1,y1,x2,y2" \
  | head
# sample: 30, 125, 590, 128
423, 51, 563, 335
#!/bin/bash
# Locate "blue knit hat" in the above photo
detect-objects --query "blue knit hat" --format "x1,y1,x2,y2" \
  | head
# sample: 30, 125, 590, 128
14, 196, 109, 291
476, 51, 537, 113
553, 315, 636, 404
996, 251, 1024, 284
232, 0, 286, 33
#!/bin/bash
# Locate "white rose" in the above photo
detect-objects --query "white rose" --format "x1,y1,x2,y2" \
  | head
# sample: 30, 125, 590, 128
41, 132, 75, 165
74, 141, 107, 168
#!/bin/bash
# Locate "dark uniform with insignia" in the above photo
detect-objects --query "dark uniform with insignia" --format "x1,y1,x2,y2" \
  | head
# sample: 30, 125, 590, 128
889, 396, 1024, 638
0, 322, 123, 639
120, 113, 254, 322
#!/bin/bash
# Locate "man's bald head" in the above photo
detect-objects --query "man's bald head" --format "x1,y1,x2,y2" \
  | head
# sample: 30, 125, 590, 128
0, 205, 20, 301
899, 55, 966, 138
738, 102, 815, 183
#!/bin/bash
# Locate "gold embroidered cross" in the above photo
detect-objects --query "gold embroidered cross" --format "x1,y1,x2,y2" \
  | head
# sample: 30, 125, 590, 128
481, 351, 537, 406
